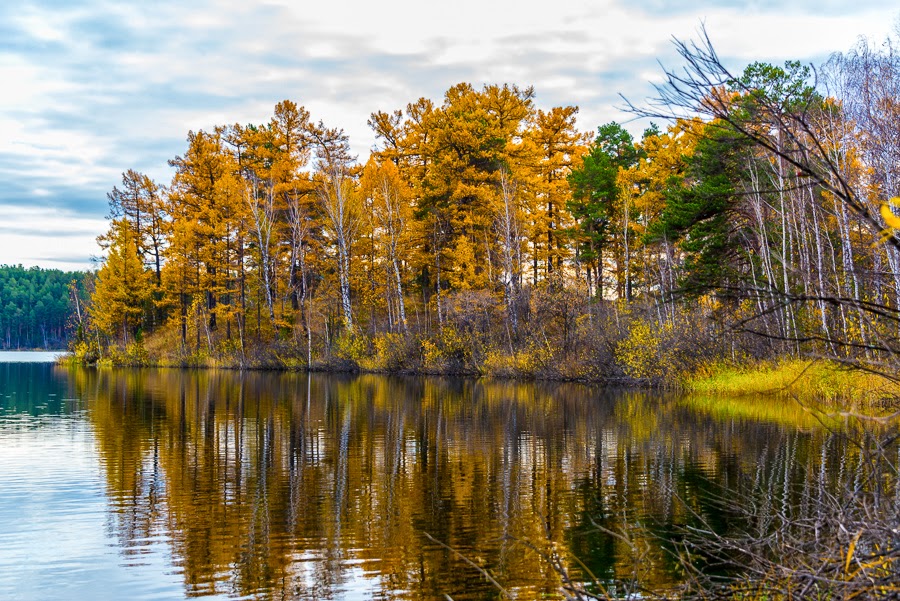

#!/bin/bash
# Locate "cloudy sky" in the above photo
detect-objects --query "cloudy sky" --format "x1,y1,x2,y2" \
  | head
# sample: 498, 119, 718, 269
2, 0, 897, 271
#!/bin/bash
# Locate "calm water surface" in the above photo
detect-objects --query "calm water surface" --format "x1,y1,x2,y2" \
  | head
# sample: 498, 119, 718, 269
0, 350, 63, 363
0, 363, 847, 600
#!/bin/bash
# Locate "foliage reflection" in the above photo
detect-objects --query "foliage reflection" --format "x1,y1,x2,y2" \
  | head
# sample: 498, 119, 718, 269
65, 368, 864, 599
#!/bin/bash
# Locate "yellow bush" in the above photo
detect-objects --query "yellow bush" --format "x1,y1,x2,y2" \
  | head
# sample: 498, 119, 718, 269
420, 338, 442, 370
616, 321, 665, 380
123, 340, 149, 366
71, 339, 100, 364
362, 332, 406, 371
419, 326, 473, 371
333, 331, 368, 364
482, 343, 554, 378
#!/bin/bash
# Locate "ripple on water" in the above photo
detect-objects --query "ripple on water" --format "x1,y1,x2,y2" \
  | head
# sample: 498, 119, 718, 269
0, 366, 837, 600
0, 419, 189, 600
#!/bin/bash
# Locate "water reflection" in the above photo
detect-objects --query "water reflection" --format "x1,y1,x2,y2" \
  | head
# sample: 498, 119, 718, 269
1, 365, 879, 600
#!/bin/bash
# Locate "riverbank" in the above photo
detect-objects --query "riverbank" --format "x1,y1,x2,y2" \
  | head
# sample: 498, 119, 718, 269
59, 344, 641, 384
63, 336, 900, 410
64, 329, 652, 383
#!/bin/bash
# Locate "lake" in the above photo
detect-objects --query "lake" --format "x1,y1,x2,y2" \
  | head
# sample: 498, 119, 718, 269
0, 359, 864, 599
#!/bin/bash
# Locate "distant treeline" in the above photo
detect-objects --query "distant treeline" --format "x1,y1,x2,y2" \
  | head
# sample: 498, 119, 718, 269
0, 265, 84, 349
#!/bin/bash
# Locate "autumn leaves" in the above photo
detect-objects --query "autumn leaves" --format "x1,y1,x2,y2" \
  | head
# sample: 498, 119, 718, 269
89, 88, 597, 355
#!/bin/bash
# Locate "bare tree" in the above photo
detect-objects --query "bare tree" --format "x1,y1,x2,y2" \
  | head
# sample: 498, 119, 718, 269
310, 123, 358, 332
496, 169, 523, 337
287, 195, 313, 363
371, 166, 409, 332
245, 175, 277, 331
626, 26, 900, 254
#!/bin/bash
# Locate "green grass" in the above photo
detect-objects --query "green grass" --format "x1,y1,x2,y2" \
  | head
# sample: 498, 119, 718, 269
681, 359, 900, 428
687, 359, 897, 406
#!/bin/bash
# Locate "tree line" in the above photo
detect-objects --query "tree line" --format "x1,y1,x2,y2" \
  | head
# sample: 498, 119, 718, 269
78, 30, 900, 378
0, 265, 82, 350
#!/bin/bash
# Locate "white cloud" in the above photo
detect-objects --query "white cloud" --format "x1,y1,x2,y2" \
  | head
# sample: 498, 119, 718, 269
0, 206, 106, 271
702, 9, 895, 60
13, 8, 71, 44
1, 0, 898, 269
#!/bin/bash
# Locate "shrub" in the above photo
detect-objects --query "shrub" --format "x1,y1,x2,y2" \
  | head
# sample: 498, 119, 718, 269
361, 332, 417, 371
420, 326, 476, 373
616, 320, 666, 381
71, 339, 101, 364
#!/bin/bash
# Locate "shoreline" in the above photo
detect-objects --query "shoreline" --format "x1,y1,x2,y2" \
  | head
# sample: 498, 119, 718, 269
55, 351, 900, 409
56, 351, 659, 387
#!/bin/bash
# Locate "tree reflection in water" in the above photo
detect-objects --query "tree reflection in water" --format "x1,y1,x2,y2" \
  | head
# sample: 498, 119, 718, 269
67, 368, 876, 599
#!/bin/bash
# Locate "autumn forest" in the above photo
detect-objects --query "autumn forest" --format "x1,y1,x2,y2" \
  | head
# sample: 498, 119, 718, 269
72, 33, 900, 383
6, 18, 900, 601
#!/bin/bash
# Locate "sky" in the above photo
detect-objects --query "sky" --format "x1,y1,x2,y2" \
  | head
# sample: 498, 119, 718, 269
1, 0, 898, 272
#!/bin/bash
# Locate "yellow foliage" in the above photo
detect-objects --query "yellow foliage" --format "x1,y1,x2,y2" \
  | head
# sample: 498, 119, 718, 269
420, 338, 442, 370
359, 332, 407, 371
123, 341, 150, 366
420, 326, 473, 371
482, 343, 554, 378
71, 339, 100, 364
880, 196, 900, 235
91, 218, 154, 344
615, 320, 674, 381
333, 332, 368, 364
